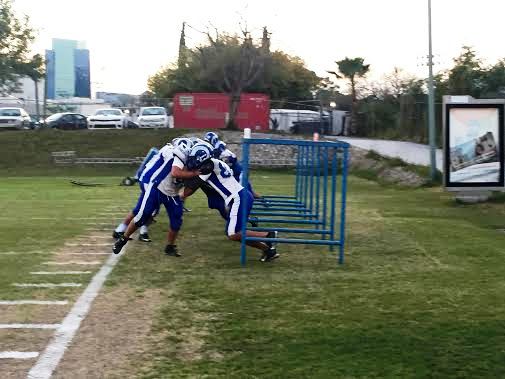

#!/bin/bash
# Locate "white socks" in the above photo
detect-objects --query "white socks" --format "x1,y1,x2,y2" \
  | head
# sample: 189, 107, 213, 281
140, 225, 149, 234
115, 223, 128, 233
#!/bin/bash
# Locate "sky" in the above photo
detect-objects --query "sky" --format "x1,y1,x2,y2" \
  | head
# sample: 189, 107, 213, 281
13, 0, 505, 96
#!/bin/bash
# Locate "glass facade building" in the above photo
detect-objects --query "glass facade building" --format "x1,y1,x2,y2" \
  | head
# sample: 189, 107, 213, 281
45, 39, 90, 99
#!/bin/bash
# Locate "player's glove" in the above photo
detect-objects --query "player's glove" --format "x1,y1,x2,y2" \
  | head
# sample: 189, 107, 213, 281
199, 160, 214, 175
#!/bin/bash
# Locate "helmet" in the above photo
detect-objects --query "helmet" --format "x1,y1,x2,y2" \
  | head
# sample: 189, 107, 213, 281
203, 131, 219, 147
213, 140, 227, 158
172, 138, 193, 162
187, 142, 213, 170
189, 136, 206, 145
172, 137, 193, 149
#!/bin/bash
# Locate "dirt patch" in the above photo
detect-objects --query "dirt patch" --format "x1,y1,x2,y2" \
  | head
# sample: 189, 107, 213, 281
0, 330, 54, 379
52, 287, 163, 379
0, 360, 36, 379
0, 304, 70, 324
0, 330, 54, 352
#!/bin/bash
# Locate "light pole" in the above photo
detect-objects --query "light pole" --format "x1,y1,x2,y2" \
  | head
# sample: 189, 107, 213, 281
427, 0, 437, 180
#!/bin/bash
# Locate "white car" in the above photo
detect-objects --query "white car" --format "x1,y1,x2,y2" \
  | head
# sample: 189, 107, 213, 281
0, 107, 32, 129
137, 107, 170, 128
87, 109, 127, 129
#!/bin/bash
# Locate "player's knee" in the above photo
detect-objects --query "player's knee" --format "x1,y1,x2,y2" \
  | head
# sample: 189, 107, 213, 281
228, 233, 241, 241
134, 213, 149, 227
171, 220, 182, 231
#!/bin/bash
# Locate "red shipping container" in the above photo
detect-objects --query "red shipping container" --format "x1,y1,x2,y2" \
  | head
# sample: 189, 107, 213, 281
173, 93, 270, 130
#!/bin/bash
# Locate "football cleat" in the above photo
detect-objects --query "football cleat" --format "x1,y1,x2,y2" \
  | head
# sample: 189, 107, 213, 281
138, 233, 152, 243
260, 247, 279, 262
165, 244, 181, 257
112, 231, 124, 239
112, 236, 131, 255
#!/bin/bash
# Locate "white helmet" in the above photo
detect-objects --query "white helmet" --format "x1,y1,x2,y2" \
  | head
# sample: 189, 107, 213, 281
172, 138, 193, 162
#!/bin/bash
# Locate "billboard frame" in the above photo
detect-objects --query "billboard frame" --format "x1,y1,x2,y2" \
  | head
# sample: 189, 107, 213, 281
443, 96, 505, 191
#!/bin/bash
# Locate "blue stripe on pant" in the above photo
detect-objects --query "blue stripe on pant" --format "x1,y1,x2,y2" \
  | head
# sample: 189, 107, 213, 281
133, 182, 161, 227
159, 194, 184, 231
226, 190, 253, 236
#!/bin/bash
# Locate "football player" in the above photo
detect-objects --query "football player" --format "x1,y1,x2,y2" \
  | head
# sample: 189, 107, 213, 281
113, 146, 160, 242
182, 143, 279, 262
112, 138, 199, 255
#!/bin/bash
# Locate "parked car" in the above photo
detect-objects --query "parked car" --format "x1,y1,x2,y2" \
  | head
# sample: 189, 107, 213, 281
137, 107, 170, 128
44, 113, 88, 130
291, 118, 331, 135
87, 108, 128, 129
0, 107, 32, 130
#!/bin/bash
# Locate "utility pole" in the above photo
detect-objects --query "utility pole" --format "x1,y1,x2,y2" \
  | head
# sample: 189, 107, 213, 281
427, 0, 437, 180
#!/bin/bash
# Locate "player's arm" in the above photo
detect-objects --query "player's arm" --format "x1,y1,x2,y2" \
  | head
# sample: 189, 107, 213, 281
172, 166, 200, 179
181, 176, 203, 200
171, 157, 200, 179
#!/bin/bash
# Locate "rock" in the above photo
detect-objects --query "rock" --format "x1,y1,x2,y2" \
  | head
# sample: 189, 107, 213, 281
180, 131, 428, 187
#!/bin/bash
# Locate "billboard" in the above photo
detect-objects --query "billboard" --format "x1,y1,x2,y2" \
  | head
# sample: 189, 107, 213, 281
445, 102, 504, 188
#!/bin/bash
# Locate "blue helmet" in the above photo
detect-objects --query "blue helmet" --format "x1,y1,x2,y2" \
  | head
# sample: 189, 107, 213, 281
204, 131, 219, 147
187, 142, 213, 170
213, 140, 227, 158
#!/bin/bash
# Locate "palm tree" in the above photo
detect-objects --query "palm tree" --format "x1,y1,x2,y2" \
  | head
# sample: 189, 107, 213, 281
328, 57, 370, 134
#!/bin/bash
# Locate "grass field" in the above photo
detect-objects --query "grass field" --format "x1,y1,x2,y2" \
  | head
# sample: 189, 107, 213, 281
3, 130, 505, 378
3, 168, 505, 377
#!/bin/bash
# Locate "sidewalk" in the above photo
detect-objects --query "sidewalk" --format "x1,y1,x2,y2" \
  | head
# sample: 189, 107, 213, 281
329, 137, 443, 169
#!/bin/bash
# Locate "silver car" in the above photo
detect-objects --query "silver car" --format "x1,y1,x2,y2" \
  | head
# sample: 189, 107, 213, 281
0, 107, 32, 129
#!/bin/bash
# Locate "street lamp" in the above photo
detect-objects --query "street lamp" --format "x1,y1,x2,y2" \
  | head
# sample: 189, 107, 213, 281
427, 0, 437, 181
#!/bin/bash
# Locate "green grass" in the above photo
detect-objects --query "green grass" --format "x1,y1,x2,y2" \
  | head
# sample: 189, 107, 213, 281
5, 170, 505, 377
0, 129, 188, 176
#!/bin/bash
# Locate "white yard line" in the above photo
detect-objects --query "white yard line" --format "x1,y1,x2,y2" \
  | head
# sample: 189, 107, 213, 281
0, 324, 60, 329
13, 283, 82, 288
0, 351, 39, 359
0, 251, 47, 255
30, 271, 92, 275
43, 261, 101, 266
0, 300, 68, 305
27, 248, 125, 379
64, 243, 110, 247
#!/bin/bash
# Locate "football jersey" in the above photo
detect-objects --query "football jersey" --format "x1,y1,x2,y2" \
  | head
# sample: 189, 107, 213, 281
199, 158, 243, 205
139, 144, 182, 185
157, 159, 185, 196
219, 148, 237, 165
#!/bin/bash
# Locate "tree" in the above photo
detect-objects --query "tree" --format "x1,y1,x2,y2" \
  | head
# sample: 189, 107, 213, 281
446, 46, 484, 98
20, 53, 44, 121
196, 31, 265, 129
328, 57, 370, 134
0, 0, 35, 95
148, 29, 320, 127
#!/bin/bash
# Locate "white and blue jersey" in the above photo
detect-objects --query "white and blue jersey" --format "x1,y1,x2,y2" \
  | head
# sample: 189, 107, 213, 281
219, 148, 253, 193
199, 158, 251, 236
133, 145, 183, 226
139, 144, 179, 186
199, 158, 243, 205
134, 147, 159, 180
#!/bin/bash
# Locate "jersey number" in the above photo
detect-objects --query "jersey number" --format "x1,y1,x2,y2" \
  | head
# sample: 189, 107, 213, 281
219, 162, 232, 178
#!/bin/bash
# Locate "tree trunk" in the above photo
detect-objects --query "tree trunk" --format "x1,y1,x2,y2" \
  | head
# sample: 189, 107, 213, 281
226, 93, 241, 130
349, 78, 358, 135
34, 78, 40, 125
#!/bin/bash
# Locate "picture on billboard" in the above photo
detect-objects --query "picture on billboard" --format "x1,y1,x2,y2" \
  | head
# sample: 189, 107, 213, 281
445, 104, 504, 187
